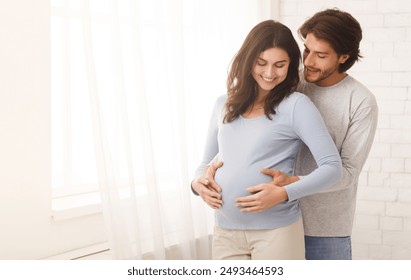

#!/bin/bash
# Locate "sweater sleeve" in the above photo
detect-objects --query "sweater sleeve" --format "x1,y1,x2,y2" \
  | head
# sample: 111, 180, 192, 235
284, 95, 343, 201
318, 97, 378, 193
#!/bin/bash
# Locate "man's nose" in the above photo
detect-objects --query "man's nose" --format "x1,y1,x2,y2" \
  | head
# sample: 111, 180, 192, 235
304, 52, 314, 67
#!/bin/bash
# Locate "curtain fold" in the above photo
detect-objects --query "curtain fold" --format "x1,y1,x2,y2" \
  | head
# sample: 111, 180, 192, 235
72, 0, 276, 259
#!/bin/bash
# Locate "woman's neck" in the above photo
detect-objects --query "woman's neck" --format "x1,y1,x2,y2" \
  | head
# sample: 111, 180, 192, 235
243, 93, 267, 119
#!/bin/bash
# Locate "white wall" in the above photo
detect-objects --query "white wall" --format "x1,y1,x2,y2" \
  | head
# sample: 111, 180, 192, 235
280, 0, 411, 259
0, 0, 107, 259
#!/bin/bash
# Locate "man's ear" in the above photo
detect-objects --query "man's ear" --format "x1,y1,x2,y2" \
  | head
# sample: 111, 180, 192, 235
339, 54, 350, 64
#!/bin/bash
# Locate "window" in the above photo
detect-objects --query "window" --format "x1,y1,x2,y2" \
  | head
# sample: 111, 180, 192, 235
51, 0, 181, 217
51, 0, 272, 221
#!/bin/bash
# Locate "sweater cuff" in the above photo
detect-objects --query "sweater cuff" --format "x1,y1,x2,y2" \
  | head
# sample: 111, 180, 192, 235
191, 181, 199, 196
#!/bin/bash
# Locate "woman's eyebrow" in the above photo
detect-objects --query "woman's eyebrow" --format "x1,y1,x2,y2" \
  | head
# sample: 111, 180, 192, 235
257, 57, 288, 63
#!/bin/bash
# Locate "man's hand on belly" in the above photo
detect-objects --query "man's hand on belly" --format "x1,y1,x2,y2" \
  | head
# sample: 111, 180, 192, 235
261, 168, 299, 187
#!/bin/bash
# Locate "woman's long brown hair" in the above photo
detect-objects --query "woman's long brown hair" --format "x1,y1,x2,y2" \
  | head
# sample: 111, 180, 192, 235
224, 20, 301, 123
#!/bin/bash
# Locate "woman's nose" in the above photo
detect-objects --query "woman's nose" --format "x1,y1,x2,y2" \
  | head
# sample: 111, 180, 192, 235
265, 65, 275, 77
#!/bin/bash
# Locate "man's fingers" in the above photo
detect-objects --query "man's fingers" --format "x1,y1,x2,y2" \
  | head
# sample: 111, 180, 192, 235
204, 194, 223, 209
205, 199, 220, 209
204, 186, 221, 198
261, 168, 280, 178
208, 178, 222, 193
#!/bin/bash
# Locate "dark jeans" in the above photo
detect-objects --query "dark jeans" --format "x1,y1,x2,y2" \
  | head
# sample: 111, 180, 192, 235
305, 236, 352, 260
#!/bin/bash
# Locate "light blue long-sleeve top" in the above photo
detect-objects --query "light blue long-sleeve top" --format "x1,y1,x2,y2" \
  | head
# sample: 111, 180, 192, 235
194, 92, 342, 230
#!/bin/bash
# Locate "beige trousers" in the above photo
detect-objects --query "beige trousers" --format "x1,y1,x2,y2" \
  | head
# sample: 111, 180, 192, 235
212, 218, 305, 260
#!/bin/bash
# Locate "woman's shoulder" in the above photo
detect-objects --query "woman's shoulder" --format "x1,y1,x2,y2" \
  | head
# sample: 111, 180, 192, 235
276, 91, 314, 114
282, 91, 312, 106
213, 94, 227, 110
216, 94, 227, 103
209, 94, 228, 116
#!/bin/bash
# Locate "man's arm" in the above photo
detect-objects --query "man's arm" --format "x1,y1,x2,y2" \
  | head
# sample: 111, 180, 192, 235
317, 101, 378, 194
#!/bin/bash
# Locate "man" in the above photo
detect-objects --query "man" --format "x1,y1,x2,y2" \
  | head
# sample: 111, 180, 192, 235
192, 8, 378, 260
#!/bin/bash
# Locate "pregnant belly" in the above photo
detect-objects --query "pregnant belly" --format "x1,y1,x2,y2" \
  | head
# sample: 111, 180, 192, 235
214, 164, 272, 214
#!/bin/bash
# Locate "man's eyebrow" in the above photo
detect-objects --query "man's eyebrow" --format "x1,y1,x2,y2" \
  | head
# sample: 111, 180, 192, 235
304, 44, 329, 55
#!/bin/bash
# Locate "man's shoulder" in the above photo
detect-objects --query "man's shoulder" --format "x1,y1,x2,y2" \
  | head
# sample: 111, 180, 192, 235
344, 76, 377, 107
345, 75, 372, 94
301, 75, 376, 106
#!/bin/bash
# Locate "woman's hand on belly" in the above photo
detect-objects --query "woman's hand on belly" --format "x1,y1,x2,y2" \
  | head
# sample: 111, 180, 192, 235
192, 161, 224, 209
205, 161, 223, 193
235, 183, 288, 213
192, 176, 222, 209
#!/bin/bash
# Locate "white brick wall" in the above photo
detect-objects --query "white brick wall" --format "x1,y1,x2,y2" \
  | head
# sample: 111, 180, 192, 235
280, 0, 411, 259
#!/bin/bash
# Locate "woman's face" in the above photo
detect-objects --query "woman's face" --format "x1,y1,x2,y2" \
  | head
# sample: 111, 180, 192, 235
252, 47, 290, 95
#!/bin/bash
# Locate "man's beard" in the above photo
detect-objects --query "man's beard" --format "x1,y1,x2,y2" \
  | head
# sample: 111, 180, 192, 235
304, 65, 339, 84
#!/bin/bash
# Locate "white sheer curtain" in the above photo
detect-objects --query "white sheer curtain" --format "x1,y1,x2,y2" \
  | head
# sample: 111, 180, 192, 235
58, 0, 275, 259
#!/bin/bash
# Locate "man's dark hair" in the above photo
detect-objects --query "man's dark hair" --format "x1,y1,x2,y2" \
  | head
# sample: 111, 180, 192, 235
299, 8, 363, 72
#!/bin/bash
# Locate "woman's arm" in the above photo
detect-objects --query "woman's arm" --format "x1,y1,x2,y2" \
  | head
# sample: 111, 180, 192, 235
236, 94, 342, 212
284, 95, 343, 201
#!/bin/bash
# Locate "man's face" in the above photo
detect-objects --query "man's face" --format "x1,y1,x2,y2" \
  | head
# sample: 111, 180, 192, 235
303, 33, 349, 87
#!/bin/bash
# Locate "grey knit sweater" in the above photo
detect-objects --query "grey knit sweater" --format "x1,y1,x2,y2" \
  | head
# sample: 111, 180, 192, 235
295, 75, 378, 237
